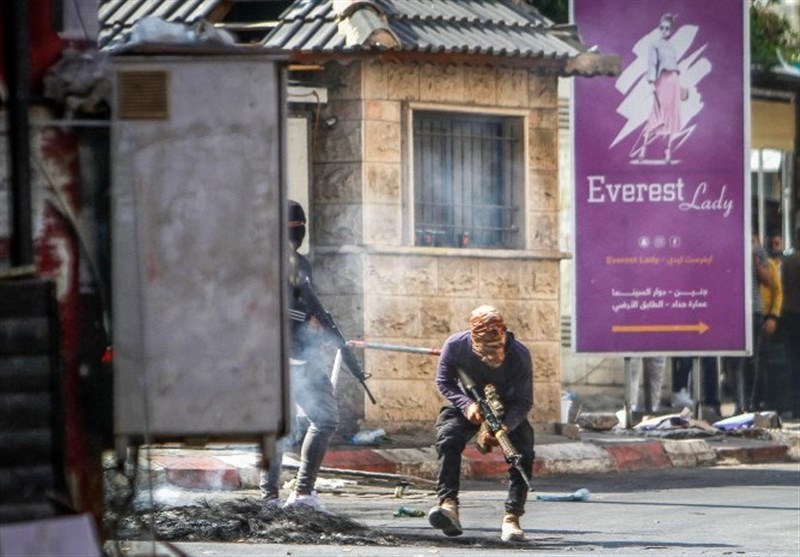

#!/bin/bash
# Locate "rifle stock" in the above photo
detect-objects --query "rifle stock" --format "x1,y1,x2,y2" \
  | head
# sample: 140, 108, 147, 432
456, 367, 533, 491
297, 276, 377, 405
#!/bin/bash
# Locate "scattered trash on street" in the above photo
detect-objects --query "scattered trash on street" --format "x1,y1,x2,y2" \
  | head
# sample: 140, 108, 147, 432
350, 428, 386, 445
535, 488, 591, 502
393, 506, 426, 517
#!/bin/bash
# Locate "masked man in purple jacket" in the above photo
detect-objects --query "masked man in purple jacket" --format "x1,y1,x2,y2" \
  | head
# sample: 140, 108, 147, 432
428, 305, 534, 542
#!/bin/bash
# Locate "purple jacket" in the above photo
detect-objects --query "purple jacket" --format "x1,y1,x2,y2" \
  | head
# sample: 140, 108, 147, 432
435, 330, 533, 431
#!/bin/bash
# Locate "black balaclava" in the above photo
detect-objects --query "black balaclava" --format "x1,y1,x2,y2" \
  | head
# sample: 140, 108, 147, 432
288, 200, 306, 250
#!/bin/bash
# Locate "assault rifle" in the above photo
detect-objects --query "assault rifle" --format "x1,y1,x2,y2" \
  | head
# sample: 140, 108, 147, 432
456, 367, 533, 491
296, 275, 377, 405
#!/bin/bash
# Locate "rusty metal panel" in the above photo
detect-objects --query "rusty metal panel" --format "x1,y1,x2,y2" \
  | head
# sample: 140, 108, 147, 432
117, 70, 169, 120
110, 55, 288, 442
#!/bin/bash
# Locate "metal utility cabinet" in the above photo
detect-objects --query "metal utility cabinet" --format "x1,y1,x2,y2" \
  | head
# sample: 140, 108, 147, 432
110, 51, 288, 456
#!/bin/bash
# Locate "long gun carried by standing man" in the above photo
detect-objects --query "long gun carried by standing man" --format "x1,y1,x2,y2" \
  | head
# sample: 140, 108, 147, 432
294, 273, 377, 405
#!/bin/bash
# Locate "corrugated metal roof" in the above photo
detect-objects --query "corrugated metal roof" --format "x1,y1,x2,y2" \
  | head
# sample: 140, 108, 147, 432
262, 0, 583, 61
95, 0, 617, 74
98, 0, 220, 48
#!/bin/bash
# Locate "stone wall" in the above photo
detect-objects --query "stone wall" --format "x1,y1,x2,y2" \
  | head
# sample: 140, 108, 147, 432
310, 60, 564, 431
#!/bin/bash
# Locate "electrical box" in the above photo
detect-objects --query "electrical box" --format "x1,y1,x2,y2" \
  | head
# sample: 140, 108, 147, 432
110, 52, 288, 450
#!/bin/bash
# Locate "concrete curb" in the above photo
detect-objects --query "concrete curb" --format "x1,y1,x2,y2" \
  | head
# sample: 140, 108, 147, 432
141, 433, 794, 492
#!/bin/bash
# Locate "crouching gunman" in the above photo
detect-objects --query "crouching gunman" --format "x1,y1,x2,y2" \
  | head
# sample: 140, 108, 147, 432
428, 305, 535, 542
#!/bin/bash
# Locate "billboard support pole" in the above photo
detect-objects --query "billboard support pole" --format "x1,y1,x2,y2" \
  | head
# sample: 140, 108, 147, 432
692, 356, 702, 420
624, 357, 633, 429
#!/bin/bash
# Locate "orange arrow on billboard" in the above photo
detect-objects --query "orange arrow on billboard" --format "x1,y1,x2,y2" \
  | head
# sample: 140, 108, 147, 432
612, 322, 710, 334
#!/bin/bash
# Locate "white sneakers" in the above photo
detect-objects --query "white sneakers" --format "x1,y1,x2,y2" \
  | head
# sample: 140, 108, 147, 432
672, 388, 694, 409
283, 490, 325, 511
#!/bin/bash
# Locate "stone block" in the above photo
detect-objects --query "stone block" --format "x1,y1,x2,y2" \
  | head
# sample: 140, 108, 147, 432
534, 300, 560, 341
365, 345, 437, 380
527, 75, 558, 108
501, 301, 534, 339
322, 294, 363, 340
462, 66, 497, 105
314, 162, 362, 203
448, 297, 484, 329
603, 441, 672, 471
317, 119, 361, 163
420, 297, 456, 337
518, 260, 559, 299
386, 63, 420, 101
528, 128, 558, 170
527, 213, 558, 251
478, 259, 522, 299
363, 62, 387, 100
329, 99, 363, 121
531, 341, 559, 383
420, 63, 463, 103
364, 349, 406, 380
532, 380, 560, 424
365, 99, 401, 122
554, 423, 582, 439
365, 296, 419, 337
496, 68, 528, 107
327, 63, 362, 100
314, 254, 363, 294
375, 447, 439, 480
407, 346, 442, 377
576, 412, 620, 431
365, 162, 401, 203
528, 108, 557, 129
365, 255, 437, 295
364, 378, 443, 422
528, 170, 559, 211
364, 120, 401, 163
661, 439, 716, 468
314, 202, 362, 245
364, 203, 402, 245
508, 300, 558, 341
437, 257, 479, 296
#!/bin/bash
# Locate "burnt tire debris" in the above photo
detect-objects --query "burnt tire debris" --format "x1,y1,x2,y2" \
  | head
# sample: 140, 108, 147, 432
106, 497, 532, 548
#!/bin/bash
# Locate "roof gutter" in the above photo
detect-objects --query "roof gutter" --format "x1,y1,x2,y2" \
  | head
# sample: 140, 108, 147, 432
283, 49, 620, 77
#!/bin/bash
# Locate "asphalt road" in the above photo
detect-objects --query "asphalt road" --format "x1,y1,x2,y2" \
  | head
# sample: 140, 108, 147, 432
109, 462, 800, 557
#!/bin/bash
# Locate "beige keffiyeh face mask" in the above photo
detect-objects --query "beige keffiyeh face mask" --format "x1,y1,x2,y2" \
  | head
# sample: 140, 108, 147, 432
469, 305, 507, 369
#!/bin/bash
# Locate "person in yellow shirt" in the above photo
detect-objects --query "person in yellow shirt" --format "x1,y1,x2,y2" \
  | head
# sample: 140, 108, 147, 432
756, 231, 783, 410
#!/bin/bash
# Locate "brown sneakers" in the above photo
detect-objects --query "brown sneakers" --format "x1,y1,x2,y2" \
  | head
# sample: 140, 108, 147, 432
428, 498, 463, 536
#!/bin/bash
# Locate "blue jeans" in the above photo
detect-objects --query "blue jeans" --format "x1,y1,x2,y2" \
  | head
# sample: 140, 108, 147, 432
260, 361, 339, 496
433, 406, 534, 516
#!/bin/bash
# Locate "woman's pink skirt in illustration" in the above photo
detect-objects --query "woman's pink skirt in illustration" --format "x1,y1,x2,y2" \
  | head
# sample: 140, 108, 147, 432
644, 70, 682, 137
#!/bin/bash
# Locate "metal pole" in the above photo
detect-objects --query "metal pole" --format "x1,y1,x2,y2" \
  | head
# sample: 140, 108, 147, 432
348, 340, 442, 356
692, 356, 702, 420
624, 357, 632, 429
2, 0, 33, 266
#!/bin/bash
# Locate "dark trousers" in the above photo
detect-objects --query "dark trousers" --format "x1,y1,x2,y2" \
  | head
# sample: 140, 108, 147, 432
434, 406, 534, 516
673, 357, 720, 407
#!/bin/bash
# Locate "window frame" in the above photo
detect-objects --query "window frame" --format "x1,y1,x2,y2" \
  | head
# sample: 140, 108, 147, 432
405, 103, 529, 250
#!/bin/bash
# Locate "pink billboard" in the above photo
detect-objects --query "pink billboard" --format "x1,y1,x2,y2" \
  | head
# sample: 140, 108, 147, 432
572, 0, 749, 354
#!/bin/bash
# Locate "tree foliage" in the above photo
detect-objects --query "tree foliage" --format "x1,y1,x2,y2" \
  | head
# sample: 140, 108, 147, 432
750, 0, 800, 69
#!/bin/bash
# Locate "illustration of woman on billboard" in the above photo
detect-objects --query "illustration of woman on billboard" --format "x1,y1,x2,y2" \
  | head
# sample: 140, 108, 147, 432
630, 13, 690, 164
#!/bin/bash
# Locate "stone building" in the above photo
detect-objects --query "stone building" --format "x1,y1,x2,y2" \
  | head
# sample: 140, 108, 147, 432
97, 0, 618, 433
262, 0, 618, 433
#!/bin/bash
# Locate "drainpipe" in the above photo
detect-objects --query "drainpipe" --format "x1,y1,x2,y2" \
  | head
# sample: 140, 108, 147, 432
2, 0, 33, 267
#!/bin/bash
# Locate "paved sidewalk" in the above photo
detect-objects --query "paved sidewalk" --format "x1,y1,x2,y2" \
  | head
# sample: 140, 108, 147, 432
136, 420, 800, 492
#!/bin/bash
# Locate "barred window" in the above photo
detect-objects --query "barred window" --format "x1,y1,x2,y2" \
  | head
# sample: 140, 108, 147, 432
413, 111, 524, 249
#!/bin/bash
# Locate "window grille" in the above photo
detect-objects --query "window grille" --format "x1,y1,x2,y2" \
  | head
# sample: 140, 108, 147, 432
413, 111, 523, 249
